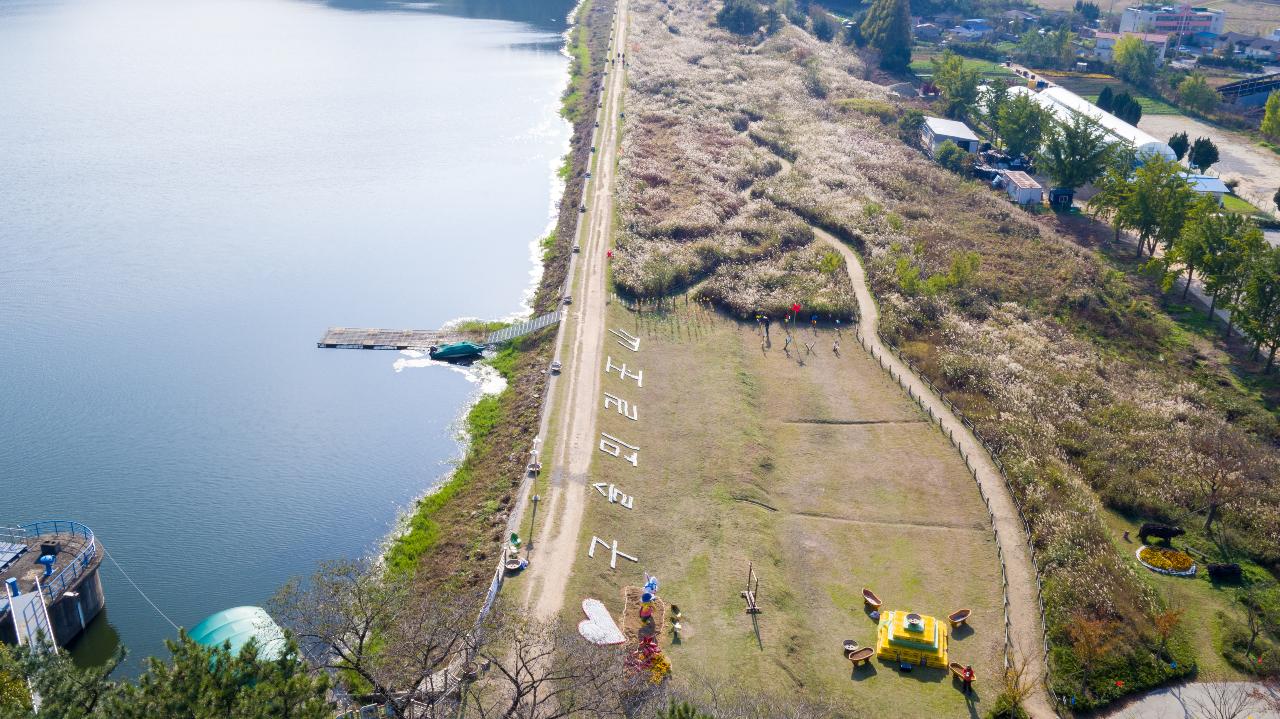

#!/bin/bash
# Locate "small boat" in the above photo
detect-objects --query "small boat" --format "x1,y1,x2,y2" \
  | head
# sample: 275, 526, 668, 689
429, 341, 486, 361
948, 608, 972, 627
862, 588, 882, 609
949, 662, 975, 682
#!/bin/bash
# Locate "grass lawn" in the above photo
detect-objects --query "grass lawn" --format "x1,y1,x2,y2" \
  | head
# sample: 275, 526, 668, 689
558, 301, 1006, 718
1081, 92, 1182, 116
1222, 193, 1260, 215
1100, 510, 1251, 682
911, 52, 1018, 82
1040, 72, 1182, 116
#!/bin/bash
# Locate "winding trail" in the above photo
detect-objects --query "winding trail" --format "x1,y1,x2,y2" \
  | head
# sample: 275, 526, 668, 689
815, 227, 1055, 719
745, 133, 1053, 716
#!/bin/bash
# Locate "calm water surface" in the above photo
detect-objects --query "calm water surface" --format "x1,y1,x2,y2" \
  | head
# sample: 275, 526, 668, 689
0, 0, 573, 668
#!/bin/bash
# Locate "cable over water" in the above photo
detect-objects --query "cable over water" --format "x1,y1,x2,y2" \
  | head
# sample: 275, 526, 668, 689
103, 547, 180, 632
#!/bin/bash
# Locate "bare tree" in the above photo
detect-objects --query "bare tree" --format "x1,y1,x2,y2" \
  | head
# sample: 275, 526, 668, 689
462, 611, 632, 719
270, 559, 475, 718
1188, 682, 1259, 719
1236, 586, 1276, 661
1184, 420, 1256, 538
1252, 677, 1280, 712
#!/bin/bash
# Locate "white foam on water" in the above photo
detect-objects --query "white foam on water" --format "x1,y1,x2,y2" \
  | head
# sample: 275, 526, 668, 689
392, 349, 507, 396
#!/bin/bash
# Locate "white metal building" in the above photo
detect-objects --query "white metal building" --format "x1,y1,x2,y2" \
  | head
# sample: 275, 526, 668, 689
921, 116, 981, 156
1002, 170, 1043, 204
1006, 85, 1177, 162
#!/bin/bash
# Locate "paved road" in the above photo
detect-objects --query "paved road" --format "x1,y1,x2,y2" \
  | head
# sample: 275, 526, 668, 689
1139, 113, 1280, 215
1103, 681, 1279, 718
517, 0, 628, 621
815, 230, 1056, 719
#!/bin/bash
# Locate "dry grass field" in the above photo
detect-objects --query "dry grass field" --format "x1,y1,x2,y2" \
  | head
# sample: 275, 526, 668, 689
1031, 0, 1280, 35
559, 301, 1005, 718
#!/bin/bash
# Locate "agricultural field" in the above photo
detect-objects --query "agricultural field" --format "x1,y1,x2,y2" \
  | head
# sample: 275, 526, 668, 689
1042, 72, 1184, 115
559, 301, 1006, 718
1030, 0, 1280, 36
911, 48, 1020, 82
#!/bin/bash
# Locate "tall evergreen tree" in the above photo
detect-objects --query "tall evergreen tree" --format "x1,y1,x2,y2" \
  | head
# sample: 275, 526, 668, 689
997, 91, 1048, 158
1040, 112, 1111, 190
7, 634, 330, 719
1168, 131, 1189, 161
861, 0, 911, 71
1097, 85, 1115, 112
931, 51, 980, 120
1188, 136, 1219, 173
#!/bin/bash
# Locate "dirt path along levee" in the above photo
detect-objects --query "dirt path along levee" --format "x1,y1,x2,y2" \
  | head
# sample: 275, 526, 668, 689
516, 0, 629, 621
815, 229, 1056, 719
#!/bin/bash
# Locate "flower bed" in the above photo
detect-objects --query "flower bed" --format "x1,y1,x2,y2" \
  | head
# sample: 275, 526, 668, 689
1136, 546, 1197, 576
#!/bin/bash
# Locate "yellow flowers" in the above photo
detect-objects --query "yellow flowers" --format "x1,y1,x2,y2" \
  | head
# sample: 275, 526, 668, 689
1139, 546, 1195, 574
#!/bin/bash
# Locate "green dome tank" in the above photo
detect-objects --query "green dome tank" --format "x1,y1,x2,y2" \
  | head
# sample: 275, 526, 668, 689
189, 606, 286, 660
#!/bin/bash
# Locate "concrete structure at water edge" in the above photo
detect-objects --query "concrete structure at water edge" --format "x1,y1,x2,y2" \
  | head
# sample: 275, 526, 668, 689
921, 117, 980, 156
1, 521, 106, 650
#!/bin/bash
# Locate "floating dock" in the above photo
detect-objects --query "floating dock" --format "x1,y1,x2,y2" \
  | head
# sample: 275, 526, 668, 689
1, 521, 105, 649
317, 310, 563, 351
316, 328, 477, 350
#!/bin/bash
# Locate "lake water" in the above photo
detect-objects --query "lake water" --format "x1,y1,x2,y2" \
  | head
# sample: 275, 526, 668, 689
0, 0, 573, 669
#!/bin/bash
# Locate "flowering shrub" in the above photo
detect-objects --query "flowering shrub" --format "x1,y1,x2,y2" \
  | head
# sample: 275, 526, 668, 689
1138, 547, 1195, 574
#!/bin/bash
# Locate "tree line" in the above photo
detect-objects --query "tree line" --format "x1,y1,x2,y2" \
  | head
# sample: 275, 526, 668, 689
1, 558, 843, 719
1090, 153, 1280, 370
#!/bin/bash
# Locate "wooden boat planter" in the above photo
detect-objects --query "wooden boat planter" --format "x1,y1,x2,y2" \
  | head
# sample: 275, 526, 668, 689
862, 588, 882, 610
948, 608, 972, 627
949, 662, 975, 682
847, 646, 874, 667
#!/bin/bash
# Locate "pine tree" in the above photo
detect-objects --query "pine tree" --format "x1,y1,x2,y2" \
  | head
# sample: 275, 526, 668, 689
1189, 136, 1219, 173
1168, 131, 1189, 161
862, 0, 911, 71
1097, 85, 1115, 112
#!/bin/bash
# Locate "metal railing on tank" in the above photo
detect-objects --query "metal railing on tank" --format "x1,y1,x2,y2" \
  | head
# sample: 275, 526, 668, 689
19, 520, 98, 604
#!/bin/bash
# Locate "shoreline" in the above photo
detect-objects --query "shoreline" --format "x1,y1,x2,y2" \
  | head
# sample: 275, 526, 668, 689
377, 0, 618, 587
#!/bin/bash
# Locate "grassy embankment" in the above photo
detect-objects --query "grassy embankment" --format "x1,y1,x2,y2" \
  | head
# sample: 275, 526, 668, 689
601, 0, 1279, 710
559, 300, 1006, 719
381, 0, 618, 588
